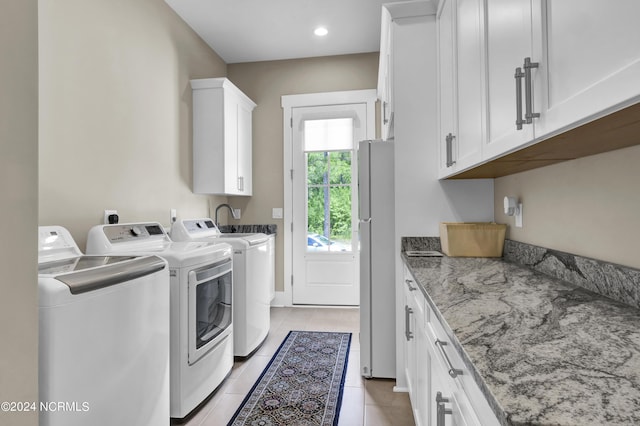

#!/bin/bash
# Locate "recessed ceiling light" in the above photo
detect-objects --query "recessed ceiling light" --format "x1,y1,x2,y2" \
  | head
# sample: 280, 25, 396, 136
314, 27, 328, 37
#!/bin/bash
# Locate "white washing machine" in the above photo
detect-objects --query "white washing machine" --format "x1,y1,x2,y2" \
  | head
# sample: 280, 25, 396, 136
86, 222, 233, 419
171, 219, 274, 357
38, 226, 170, 426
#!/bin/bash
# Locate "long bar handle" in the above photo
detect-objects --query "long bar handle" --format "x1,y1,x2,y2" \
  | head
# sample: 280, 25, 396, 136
405, 279, 417, 291
524, 57, 540, 124
435, 339, 463, 378
383, 101, 389, 124
515, 67, 525, 130
436, 392, 453, 426
445, 133, 456, 167
404, 305, 414, 341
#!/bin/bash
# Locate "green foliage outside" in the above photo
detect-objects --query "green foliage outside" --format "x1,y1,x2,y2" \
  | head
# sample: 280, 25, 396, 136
307, 151, 353, 244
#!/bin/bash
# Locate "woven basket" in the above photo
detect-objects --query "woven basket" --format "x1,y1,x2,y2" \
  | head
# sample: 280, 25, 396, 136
439, 222, 507, 257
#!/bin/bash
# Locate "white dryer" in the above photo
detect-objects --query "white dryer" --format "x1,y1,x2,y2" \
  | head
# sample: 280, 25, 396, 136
38, 226, 170, 426
86, 222, 233, 419
171, 219, 274, 357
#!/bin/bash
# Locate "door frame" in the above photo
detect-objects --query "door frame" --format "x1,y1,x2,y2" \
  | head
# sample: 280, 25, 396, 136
280, 89, 377, 307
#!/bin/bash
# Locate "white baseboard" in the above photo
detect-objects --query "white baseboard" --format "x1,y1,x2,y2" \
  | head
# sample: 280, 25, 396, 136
270, 291, 289, 307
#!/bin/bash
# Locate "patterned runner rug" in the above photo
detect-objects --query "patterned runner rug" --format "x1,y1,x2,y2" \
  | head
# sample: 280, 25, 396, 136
228, 330, 352, 426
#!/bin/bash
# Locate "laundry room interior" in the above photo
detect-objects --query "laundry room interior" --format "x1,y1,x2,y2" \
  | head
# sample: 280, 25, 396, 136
4, 0, 640, 425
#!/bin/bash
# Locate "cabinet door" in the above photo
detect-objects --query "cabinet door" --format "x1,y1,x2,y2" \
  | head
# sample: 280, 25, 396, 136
223, 94, 240, 195
379, 7, 394, 141
438, 0, 456, 177
484, 0, 535, 160
416, 320, 430, 426
426, 334, 454, 426
237, 102, 253, 195
439, 0, 485, 178
533, 0, 640, 138
404, 299, 417, 399
454, 0, 484, 171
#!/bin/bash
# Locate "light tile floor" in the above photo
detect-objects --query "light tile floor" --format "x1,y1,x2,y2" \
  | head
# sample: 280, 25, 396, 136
179, 307, 415, 426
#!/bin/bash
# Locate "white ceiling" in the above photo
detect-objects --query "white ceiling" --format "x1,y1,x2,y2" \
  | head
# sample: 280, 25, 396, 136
164, 0, 411, 64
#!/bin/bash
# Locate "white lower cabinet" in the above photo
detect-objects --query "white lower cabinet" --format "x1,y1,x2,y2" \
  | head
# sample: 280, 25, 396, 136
403, 265, 500, 426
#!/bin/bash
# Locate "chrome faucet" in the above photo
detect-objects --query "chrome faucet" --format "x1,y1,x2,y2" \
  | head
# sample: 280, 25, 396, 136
214, 203, 239, 225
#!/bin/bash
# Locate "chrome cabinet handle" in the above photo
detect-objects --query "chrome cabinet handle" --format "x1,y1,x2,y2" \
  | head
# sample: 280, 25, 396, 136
523, 57, 540, 124
404, 305, 414, 341
435, 339, 463, 378
445, 133, 456, 167
237, 176, 244, 191
436, 392, 453, 426
515, 67, 525, 130
383, 101, 389, 124
405, 279, 417, 291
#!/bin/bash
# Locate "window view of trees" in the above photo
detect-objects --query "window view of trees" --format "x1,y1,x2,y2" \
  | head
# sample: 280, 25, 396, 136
306, 150, 353, 251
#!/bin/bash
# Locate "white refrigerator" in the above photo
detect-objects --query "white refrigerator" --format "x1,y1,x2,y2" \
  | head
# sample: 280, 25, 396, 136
358, 140, 396, 378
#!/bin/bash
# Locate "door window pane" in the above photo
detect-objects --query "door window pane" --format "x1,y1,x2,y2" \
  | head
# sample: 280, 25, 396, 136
306, 151, 353, 253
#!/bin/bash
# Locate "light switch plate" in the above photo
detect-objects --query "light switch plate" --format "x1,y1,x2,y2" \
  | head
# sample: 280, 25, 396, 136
272, 208, 283, 219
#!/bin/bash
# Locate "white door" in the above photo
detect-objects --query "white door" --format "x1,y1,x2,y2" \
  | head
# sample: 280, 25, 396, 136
291, 103, 367, 305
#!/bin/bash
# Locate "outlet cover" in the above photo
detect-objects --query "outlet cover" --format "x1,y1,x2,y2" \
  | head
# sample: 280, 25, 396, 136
104, 209, 118, 224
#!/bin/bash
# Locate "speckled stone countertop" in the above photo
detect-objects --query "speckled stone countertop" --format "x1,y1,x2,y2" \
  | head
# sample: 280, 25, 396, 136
403, 254, 640, 426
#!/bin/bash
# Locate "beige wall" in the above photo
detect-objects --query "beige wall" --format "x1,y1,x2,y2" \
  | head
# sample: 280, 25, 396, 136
38, 0, 228, 249
494, 144, 640, 269
0, 1, 39, 425
227, 53, 379, 292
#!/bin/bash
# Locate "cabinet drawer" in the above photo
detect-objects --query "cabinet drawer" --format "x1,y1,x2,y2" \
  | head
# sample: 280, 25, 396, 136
403, 268, 425, 324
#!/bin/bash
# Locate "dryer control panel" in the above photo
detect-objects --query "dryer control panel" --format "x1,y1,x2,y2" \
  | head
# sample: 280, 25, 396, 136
183, 219, 218, 234
171, 218, 221, 241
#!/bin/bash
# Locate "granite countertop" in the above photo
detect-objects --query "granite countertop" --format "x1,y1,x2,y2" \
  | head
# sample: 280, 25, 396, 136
402, 254, 640, 426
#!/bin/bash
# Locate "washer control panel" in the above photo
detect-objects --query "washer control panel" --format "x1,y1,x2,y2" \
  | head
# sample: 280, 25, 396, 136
38, 226, 83, 262
103, 223, 167, 243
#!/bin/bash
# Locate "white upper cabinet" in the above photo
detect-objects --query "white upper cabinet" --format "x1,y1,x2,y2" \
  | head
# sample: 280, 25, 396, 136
533, 0, 640, 138
378, 1, 438, 142
438, 0, 485, 177
191, 78, 256, 196
438, 0, 640, 175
